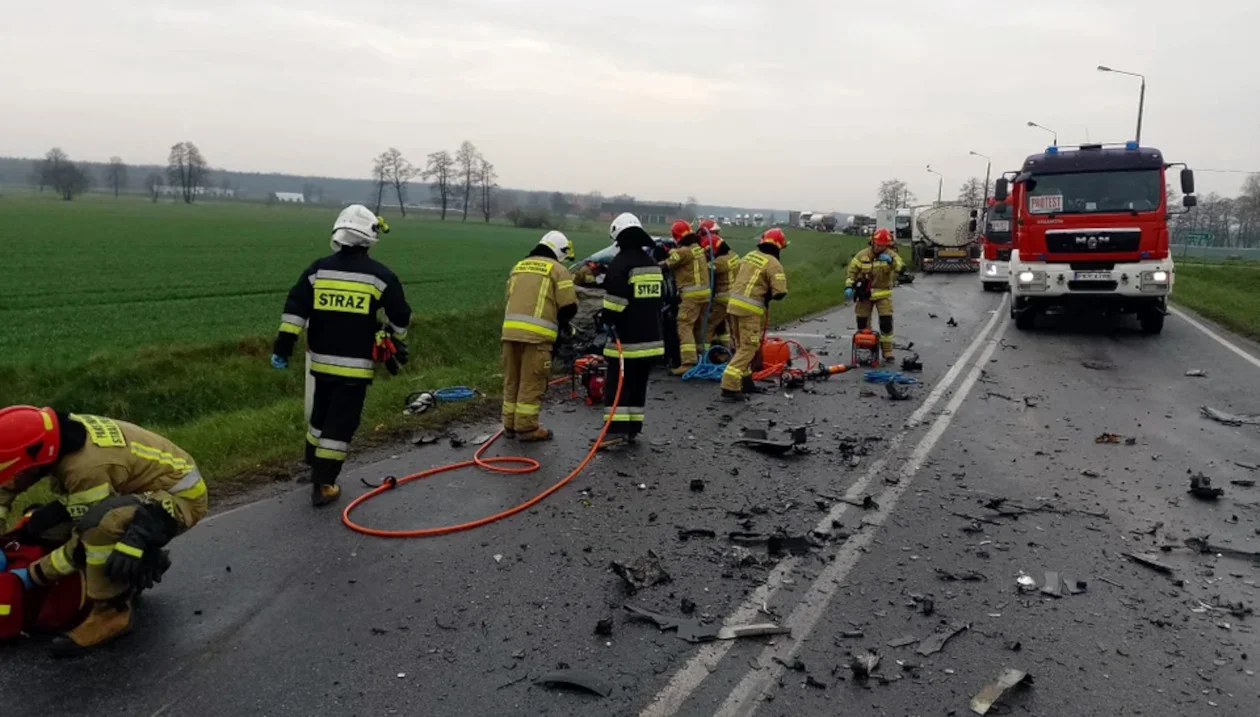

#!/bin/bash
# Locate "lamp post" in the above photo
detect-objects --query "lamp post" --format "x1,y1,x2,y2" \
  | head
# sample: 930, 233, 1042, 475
1097, 65, 1145, 144
925, 165, 943, 203
1026, 121, 1058, 146
969, 150, 992, 203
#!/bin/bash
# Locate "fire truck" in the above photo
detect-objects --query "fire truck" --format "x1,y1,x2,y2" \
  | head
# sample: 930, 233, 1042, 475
978, 195, 1013, 291
996, 142, 1196, 334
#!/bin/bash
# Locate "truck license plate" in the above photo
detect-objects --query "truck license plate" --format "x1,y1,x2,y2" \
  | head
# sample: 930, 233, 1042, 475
939, 249, 966, 258
1074, 271, 1111, 281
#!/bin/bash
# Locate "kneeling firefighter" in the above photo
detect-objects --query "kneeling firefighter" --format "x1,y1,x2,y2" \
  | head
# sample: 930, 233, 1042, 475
0, 407, 208, 655
845, 228, 904, 362
595, 214, 666, 448
701, 224, 739, 348
501, 231, 579, 441
663, 220, 711, 375
271, 205, 412, 507
721, 228, 790, 399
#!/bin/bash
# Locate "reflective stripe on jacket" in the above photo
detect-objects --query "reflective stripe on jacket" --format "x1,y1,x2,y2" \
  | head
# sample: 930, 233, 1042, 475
502, 257, 577, 343
727, 250, 788, 317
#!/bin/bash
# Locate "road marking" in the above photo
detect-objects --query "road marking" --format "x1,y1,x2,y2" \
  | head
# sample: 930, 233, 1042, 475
772, 332, 842, 340
1170, 306, 1260, 371
638, 295, 1009, 717
714, 316, 1011, 717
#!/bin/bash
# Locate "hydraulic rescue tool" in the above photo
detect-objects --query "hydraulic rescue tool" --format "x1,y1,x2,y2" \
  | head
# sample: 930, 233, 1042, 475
851, 328, 883, 368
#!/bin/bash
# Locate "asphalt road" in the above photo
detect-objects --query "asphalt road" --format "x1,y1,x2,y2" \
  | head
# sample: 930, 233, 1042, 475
3, 274, 1258, 717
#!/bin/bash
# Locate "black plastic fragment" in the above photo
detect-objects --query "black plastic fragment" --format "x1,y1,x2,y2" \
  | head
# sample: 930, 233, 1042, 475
535, 669, 613, 698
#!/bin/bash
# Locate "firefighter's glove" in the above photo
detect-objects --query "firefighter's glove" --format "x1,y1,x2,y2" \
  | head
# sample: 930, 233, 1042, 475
10, 568, 33, 591
270, 354, 289, 370
391, 336, 409, 367
105, 509, 173, 590
877, 254, 894, 264
844, 287, 855, 301
6, 502, 72, 545
373, 331, 404, 375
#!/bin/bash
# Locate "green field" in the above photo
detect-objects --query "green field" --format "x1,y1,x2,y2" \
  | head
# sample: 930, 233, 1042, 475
1, 193, 873, 506
1173, 263, 1260, 340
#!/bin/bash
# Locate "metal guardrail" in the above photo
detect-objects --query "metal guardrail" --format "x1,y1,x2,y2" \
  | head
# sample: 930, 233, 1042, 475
1170, 245, 1260, 261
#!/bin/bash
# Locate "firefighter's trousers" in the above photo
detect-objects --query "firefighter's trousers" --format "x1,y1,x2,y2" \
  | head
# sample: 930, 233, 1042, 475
675, 298, 709, 365
501, 340, 552, 433
36, 491, 206, 601
855, 297, 895, 355
307, 376, 369, 486
705, 300, 731, 347
603, 356, 653, 436
721, 314, 764, 392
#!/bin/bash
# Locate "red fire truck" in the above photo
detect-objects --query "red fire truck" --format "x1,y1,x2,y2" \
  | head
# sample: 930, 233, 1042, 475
978, 195, 1014, 292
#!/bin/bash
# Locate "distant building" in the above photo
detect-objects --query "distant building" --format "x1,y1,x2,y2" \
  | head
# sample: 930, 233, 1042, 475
272, 192, 305, 204
152, 185, 235, 198
599, 201, 684, 226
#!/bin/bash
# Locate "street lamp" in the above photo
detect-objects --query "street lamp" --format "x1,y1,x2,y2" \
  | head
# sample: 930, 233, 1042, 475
969, 150, 992, 203
1097, 65, 1146, 144
925, 165, 943, 203
1026, 121, 1058, 146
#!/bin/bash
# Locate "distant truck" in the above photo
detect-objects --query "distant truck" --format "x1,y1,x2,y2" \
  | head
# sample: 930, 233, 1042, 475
753, 213, 764, 227
875, 208, 913, 244
798, 211, 814, 229
997, 141, 1196, 334
978, 195, 1013, 291
806, 212, 837, 232
910, 203, 978, 272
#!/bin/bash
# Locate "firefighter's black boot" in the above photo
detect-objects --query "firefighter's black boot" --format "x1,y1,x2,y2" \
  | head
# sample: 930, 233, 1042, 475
741, 376, 764, 395
51, 597, 134, 657
312, 482, 342, 507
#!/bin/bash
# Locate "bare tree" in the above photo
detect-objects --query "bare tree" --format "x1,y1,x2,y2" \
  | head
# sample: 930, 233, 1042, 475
477, 157, 498, 223
374, 148, 416, 217
49, 160, 91, 201
876, 179, 914, 209
549, 192, 572, 217
105, 157, 128, 198
167, 141, 208, 204
370, 156, 388, 215
422, 150, 455, 220
957, 177, 985, 208
32, 148, 69, 193
145, 171, 164, 202
455, 141, 480, 221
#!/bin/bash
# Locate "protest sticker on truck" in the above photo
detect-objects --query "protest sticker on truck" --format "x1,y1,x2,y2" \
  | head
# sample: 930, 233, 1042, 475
1029, 194, 1063, 214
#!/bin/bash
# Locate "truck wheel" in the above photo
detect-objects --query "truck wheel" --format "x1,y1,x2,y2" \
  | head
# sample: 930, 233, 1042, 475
1139, 310, 1165, 335
1014, 308, 1036, 331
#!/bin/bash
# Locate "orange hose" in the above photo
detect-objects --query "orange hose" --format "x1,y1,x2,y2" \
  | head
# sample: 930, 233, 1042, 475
342, 340, 624, 538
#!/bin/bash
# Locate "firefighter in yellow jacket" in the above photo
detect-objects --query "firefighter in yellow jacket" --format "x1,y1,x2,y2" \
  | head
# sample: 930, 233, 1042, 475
664, 220, 711, 375
501, 231, 579, 441
721, 228, 790, 399
0, 406, 208, 655
701, 224, 739, 347
845, 228, 905, 362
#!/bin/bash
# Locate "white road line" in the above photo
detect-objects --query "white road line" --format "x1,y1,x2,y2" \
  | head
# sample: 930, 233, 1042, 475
907, 296, 1008, 428
638, 295, 1009, 717
772, 332, 842, 340
1170, 306, 1260, 371
714, 316, 1011, 717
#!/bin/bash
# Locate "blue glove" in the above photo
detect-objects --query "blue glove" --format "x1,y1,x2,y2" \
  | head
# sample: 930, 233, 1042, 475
0, 552, 6, 572
877, 254, 894, 264
270, 354, 289, 369
844, 287, 855, 301
11, 568, 32, 590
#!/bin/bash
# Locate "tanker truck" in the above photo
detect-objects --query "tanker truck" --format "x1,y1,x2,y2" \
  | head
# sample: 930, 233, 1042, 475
911, 202, 979, 273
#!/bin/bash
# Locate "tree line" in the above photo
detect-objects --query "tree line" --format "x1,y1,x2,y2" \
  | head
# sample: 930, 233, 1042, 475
875, 177, 990, 210
369, 141, 498, 222
1169, 174, 1260, 248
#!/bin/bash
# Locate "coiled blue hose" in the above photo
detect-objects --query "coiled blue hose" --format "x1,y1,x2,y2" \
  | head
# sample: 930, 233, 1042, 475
682, 242, 728, 382
433, 386, 478, 402
863, 370, 918, 385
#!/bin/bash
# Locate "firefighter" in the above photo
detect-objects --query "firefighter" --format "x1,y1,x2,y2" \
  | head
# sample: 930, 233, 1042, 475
701, 224, 740, 348
663, 219, 711, 375
0, 407, 208, 655
501, 231, 579, 441
271, 204, 412, 507
845, 228, 905, 363
721, 228, 789, 399
594, 213, 665, 448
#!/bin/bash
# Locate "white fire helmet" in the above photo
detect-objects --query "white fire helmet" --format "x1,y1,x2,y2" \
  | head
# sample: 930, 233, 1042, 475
331, 204, 389, 252
609, 212, 643, 241
538, 230, 575, 262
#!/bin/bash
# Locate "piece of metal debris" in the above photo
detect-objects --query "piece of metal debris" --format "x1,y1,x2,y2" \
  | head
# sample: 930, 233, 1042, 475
534, 669, 613, 698
1200, 406, 1260, 426
594, 617, 613, 636
677, 527, 716, 541
680, 598, 697, 615
1184, 536, 1260, 564
805, 674, 827, 689
1230, 479, 1256, 488
916, 623, 969, 656
1081, 360, 1112, 371
900, 354, 923, 372
837, 494, 878, 510
969, 668, 1032, 715
937, 568, 987, 582
840, 629, 865, 639
886, 380, 912, 401
887, 635, 919, 648
1003, 640, 1022, 652
1235, 461, 1259, 472
1080, 469, 1101, 478
1064, 575, 1087, 595
689, 478, 705, 492
1041, 572, 1062, 598
849, 651, 881, 680
716, 623, 792, 640
1185, 369, 1207, 377
675, 620, 720, 643
1188, 473, 1224, 500
732, 427, 809, 455
1123, 552, 1174, 574
1016, 572, 1037, 592
623, 604, 679, 631
768, 535, 813, 556
611, 551, 671, 593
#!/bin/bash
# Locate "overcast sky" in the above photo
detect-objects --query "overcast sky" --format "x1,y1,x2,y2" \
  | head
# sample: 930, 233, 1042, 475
3, 0, 1257, 211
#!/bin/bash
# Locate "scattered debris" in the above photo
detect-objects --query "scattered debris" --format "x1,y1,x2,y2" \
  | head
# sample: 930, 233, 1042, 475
916, 623, 968, 656
1236, 461, 1259, 472
611, 551, 671, 593
1188, 473, 1225, 500
1200, 406, 1260, 427
937, 568, 987, 582
837, 494, 878, 510
623, 604, 679, 631
1022, 395, 1040, 408
534, 670, 613, 698
947, 317, 958, 327
680, 598, 697, 615
1015, 573, 1037, 592
840, 629, 866, 639
732, 427, 809, 455
1040, 572, 1062, 598
1094, 432, 1136, 445
1098, 576, 1126, 589
1064, 576, 1087, 595
677, 527, 716, 541
1231, 479, 1256, 488
448, 436, 466, 449
774, 656, 806, 672
900, 354, 923, 372
886, 380, 912, 401
1185, 536, 1260, 564
675, 621, 720, 643
887, 635, 918, 648
1003, 640, 1022, 652
1081, 360, 1113, 371
805, 674, 828, 689
493, 554, 503, 564
917, 597, 936, 616
594, 617, 613, 636
768, 535, 813, 556
728, 531, 769, 546
1123, 552, 1174, 575
849, 651, 881, 680
1185, 369, 1207, 377
689, 478, 705, 492
411, 431, 442, 446
1080, 469, 1101, 478
716, 623, 792, 640
969, 668, 1032, 715
471, 433, 493, 446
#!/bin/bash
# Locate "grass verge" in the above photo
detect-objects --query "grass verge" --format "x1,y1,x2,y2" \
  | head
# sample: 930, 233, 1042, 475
1173, 264, 1260, 340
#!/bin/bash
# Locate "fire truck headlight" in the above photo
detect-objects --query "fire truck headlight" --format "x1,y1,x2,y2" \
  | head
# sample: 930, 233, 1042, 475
1018, 271, 1037, 283
1152, 270, 1169, 283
